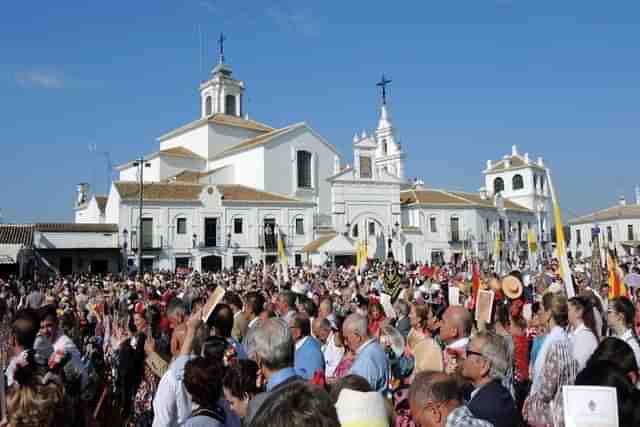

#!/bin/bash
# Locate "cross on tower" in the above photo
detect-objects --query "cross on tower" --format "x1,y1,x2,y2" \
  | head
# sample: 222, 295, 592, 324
218, 33, 226, 63
376, 74, 392, 105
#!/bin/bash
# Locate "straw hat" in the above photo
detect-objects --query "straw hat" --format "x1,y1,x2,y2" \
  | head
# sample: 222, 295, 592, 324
502, 275, 523, 299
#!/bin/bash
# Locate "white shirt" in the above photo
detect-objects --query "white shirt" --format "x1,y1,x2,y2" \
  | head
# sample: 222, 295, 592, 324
322, 332, 345, 379
569, 323, 598, 371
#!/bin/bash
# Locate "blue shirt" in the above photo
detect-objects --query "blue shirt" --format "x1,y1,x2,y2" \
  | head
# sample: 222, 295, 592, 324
348, 338, 389, 392
266, 367, 298, 392
294, 337, 325, 381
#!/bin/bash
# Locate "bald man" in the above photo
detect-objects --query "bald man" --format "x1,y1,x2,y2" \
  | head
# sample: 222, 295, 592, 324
311, 317, 344, 379
409, 371, 492, 427
440, 306, 473, 374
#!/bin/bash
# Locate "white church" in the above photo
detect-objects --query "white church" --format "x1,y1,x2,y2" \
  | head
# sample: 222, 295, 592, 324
74, 42, 551, 272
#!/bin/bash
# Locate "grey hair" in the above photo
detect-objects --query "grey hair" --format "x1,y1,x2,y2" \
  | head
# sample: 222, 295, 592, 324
245, 318, 294, 370
474, 331, 509, 380
394, 300, 410, 317
343, 313, 368, 338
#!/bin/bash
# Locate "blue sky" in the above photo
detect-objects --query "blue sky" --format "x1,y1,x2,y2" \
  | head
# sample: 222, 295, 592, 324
1, 1, 639, 223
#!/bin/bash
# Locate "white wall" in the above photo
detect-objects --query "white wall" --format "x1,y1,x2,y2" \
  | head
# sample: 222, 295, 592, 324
75, 197, 104, 224
34, 231, 118, 249
159, 155, 206, 181
264, 127, 339, 223
209, 147, 264, 189
570, 218, 640, 259
159, 125, 211, 159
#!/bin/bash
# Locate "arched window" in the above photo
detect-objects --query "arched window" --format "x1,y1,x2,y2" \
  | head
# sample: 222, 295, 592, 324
533, 174, 538, 191
493, 177, 504, 194
382, 139, 388, 155
540, 175, 545, 193
297, 150, 312, 188
352, 224, 359, 238
205, 96, 212, 116
225, 95, 236, 116
512, 174, 524, 190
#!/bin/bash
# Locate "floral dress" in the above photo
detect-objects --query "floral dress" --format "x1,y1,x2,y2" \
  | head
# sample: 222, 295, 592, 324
523, 328, 578, 427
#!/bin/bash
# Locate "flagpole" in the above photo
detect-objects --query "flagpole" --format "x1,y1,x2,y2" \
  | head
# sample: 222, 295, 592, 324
546, 168, 575, 298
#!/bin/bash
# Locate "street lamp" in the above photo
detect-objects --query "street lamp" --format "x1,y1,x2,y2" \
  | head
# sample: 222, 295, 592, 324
132, 158, 151, 278
122, 228, 128, 274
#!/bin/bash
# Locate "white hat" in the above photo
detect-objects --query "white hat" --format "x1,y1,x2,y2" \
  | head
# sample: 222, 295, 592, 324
335, 389, 389, 427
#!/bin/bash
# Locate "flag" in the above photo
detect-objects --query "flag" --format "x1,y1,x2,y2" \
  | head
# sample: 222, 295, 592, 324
471, 258, 481, 307
528, 228, 538, 270
277, 227, 289, 284
546, 169, 574, 297
607, 251, 626, 299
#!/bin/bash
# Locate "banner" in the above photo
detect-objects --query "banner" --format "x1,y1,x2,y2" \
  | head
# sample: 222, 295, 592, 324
546, 169, 574, 298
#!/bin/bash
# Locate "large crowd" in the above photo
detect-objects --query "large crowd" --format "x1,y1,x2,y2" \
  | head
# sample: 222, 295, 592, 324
1, 255, 640, 427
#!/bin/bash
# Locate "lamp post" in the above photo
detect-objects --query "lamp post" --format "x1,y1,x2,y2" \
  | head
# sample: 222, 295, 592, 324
132, 157, 151, 278
122, 228, 128, 275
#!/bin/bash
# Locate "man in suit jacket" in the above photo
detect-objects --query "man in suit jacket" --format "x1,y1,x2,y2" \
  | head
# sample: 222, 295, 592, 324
462, 332, 522, 427
290, 313, 325, 381
244, 318, 303, 425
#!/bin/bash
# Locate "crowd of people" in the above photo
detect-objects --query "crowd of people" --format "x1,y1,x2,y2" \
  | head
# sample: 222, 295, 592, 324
1, 255, 640, 427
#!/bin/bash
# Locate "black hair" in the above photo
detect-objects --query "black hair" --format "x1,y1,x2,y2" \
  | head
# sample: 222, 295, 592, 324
224, 291, 243, 310
201, 336, 229, 362
329, 374, 372, 404
245, 291, 265, 317
222, 359, 260, 400
568, 296, 599, 339
588, 337, 639, 376
292, 314, 311, 338
183, 357, 225, 409
208, 303, 234, 338
11, 308, 40, 349
612, 297, 636, 329
576, 360, 640, 427
249, 381, 340, 427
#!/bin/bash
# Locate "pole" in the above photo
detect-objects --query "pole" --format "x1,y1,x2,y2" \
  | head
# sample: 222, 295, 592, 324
137, 157, 144, 278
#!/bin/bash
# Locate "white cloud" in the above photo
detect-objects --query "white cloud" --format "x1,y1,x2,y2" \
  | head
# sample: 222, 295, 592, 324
15, 68, 66, 89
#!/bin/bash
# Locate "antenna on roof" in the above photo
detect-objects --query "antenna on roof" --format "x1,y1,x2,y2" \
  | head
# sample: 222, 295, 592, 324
198, 24, 203, 78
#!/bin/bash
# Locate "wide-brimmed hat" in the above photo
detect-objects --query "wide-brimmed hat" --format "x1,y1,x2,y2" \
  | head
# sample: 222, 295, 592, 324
502, 275, 523, 299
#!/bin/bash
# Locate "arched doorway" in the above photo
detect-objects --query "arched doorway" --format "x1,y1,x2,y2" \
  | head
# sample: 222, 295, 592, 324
201, 255, 222, 272
405, 243, 414, 264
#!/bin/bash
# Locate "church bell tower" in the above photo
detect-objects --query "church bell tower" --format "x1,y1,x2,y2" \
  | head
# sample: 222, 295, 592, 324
374, 75, 405, 180
200, 33, 244, 118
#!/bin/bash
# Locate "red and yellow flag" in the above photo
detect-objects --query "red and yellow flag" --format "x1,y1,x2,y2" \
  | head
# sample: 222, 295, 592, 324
607, 251, 627, 299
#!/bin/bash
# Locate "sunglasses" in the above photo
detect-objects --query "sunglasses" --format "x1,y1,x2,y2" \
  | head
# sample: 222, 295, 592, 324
465, 348, 484, 359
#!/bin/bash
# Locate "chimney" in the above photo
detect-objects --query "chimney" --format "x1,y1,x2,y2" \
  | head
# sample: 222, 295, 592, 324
537, 157, 544, 167
620, 195, 627, 206
486, 159, 492, 170
524, 152, 529, 164
511, 144, 518, 156
76, 183, 89, 207
636, 185, 640, 205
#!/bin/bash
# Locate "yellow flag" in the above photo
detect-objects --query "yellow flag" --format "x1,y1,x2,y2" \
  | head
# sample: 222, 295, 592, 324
355, 240, 361, 269
528, 229, 537, 253
547, 169, 574, 297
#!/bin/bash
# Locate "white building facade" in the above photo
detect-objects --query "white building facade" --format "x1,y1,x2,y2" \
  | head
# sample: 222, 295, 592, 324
568, 189, 640, 260
74, 44, 549, 271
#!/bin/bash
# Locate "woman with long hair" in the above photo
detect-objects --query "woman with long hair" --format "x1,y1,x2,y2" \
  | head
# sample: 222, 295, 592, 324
367, 301, 386, 338
608, 296, 640, 368
568, 296, 599, 371
522, 293, 579, 427
406, 303, 432, 351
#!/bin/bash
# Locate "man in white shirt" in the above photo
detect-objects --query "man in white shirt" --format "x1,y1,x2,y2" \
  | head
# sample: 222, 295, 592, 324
440, 306, 472, 374
312, 317, 344, 379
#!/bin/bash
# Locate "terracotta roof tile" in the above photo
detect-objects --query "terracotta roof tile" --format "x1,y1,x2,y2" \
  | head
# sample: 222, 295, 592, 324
160, 146, 206, 160
217, 184, 306, 203
35, 223, 118, 233
208, 114, 274, 132
303, 233, 337, 253
115, 182, 204, 201
486, 155, 542, 172
212, 123, 303, 159
399, 189, 531, 212
568, 204, 640, 225
167, 166, 230, 184
0, 225, 34, 245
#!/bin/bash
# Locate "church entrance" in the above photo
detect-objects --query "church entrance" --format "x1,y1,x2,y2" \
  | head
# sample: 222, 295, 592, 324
201, 255, 222, 272
334, 255, 356, 267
